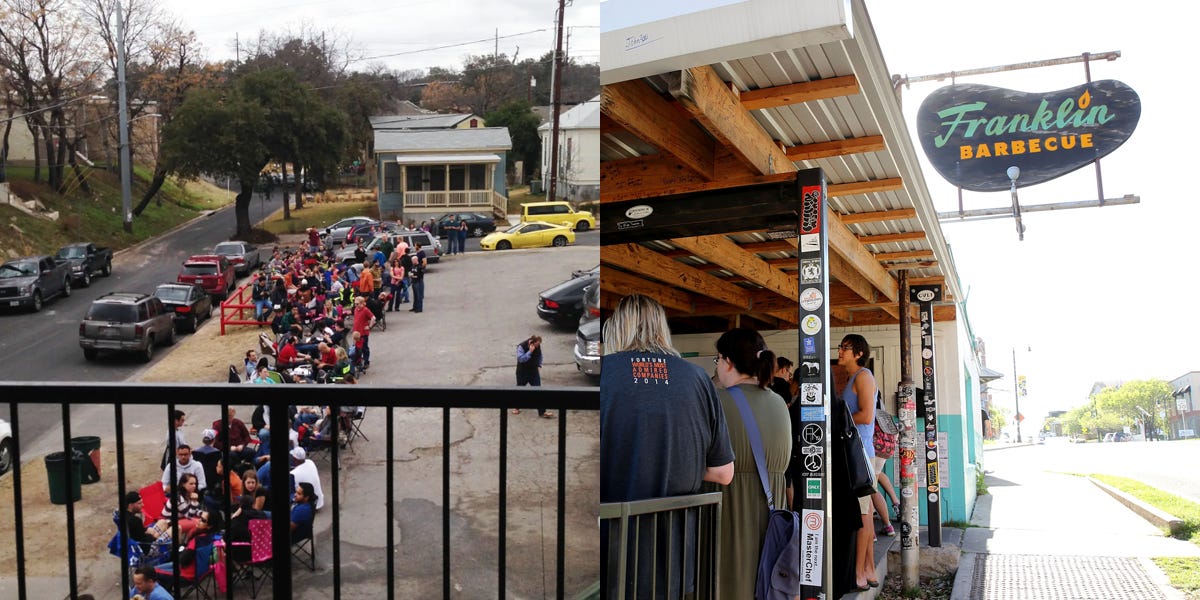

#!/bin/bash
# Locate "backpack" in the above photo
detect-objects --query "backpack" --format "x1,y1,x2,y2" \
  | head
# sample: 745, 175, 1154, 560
873, 396, 899, 459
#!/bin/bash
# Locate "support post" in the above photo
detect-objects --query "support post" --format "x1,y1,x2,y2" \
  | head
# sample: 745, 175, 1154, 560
913, 284, 943, 547
896, 271, 920, 587
547, 0, 566, 201
115, 0, 133, 234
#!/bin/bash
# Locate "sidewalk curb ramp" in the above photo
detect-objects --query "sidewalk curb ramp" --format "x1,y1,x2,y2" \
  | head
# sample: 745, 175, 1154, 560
1088, 476, 1187, 536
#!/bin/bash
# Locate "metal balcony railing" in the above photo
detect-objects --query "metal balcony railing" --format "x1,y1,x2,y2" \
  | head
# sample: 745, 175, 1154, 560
0, 382, 598, 600
600, 492, 723, 600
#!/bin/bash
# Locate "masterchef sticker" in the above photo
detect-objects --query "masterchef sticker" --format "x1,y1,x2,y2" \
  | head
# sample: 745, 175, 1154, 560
800, 509, 825, 586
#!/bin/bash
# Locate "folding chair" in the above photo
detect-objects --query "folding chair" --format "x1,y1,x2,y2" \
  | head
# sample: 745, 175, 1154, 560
157, 540, 215, 600
140, 483, 167, 528
230, 519, 273, 599
292, 532, 316, 571
341, 406, 369, 451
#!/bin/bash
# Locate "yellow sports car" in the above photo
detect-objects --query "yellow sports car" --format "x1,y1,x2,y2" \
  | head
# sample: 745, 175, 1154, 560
479, 221, 576, 250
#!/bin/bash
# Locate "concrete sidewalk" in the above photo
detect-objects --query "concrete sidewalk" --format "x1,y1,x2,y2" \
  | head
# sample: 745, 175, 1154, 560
950, 459, 1198, 599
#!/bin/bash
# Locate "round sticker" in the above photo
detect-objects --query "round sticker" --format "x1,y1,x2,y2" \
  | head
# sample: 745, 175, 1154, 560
625, 205, 653, 219
926, 450, 937, 460
801, 315, 822, 335
804, 512, 822, 530
799, 287, 823, 311
928, 492, 939, 502
916, 289, 936, 302
922, 348, 933, 359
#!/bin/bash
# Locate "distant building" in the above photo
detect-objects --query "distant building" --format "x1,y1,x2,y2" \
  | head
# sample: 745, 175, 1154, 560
1168, 372, 1200, 439
538, 96, 599, 202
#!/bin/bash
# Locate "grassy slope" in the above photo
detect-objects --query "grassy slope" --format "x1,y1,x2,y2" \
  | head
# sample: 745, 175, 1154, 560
0, 166, 233, 258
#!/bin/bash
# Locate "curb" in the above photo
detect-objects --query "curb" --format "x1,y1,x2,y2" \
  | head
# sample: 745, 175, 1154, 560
1089, 477, 1187, 536
949, 551, 976, 600
981, 441, 1038, 451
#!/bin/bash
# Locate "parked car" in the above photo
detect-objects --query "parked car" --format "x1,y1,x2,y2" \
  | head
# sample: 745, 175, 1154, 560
55, 242, 113, 287
346, 221, 403, 245
574, 280, 601, 378
433, 212, 498, 238
0, 255, 72, 312
537, 265, 600, 328
520, 201, 596, 231
320, 216, 375, 242
176, 255, 236, 299
0, 417, 12, 475
335, 230, 443, 264
212, 241, 261, 275
479, 222, 575, 251
153, 283, 214, 333
79, 292, 176, 362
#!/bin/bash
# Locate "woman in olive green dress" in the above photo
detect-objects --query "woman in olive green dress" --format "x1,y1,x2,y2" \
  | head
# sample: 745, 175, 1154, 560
706, 328, 792, 600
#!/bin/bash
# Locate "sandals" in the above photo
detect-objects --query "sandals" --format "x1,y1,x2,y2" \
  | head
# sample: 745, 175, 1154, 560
540, 412, 555, 419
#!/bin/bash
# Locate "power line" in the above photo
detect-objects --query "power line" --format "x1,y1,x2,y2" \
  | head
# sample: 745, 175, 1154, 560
348, 29, 547, 64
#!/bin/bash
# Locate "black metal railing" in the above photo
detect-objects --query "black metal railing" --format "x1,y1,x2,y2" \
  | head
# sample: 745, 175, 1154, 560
600, 492, 723, 600
1, 382, 598, 599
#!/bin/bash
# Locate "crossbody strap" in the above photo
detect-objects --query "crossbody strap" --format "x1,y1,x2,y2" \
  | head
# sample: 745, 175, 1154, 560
727, 385, 773, 509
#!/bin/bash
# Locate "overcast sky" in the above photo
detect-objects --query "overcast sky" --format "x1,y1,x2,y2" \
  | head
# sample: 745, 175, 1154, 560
867, 0, 1200, 425
157, 0, 599, 75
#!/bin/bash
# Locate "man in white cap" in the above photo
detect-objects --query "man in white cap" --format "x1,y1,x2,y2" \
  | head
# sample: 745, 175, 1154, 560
289, 447, 324, 510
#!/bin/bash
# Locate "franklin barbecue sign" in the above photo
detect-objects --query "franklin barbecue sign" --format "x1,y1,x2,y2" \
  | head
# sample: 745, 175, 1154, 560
917, 80, 1140, 191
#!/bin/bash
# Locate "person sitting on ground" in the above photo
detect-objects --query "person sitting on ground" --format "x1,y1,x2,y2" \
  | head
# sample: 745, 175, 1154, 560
291, 482, 317, 543
149, 473, 204, 539
242, 470, 269, 512
269, 305, 289, 335
275, 336, 310, 371
161, 445, 206, 494
253, 362, 276, 385
288, 447, 325, 510
130, 565, 173, 600
243, 350, 260, 381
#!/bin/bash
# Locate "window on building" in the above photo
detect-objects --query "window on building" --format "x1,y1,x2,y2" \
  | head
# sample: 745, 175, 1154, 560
383, 162, 400, 193
448, 165, 466, 190
469, 164, 487, 189
406, 166, 423, 191
429, 165, 446, 191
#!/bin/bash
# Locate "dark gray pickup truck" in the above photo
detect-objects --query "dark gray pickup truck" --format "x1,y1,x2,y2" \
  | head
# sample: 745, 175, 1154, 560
0, 255, 73, 312
56, 242, 113, 287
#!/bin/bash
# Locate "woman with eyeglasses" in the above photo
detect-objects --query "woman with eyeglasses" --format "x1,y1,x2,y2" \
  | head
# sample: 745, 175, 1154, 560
708, 327, 791, 600
154, 509, 224, 590
838, 333, 880, 591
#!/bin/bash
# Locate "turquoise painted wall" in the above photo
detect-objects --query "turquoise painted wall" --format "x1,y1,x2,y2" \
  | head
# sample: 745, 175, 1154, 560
885, 415, 973, 525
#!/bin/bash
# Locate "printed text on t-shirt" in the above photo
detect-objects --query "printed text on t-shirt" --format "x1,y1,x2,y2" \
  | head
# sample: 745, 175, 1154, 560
630, 356, 670, 385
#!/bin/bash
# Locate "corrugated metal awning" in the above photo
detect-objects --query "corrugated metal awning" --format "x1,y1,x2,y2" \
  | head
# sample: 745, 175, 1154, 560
394, 154, 500, 165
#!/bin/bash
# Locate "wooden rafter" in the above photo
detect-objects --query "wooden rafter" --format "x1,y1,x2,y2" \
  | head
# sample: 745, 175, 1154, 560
666, 66, 792, 181
600, 79, 716, 181
672, 234, 798, 301
739, 75, 860, 111
856, 231, 926, 245
786, 135, 885, 161
874, 249, 934, 261
601, 243, 752, 309
839, 208, 916, 224
602, 267, 695, 313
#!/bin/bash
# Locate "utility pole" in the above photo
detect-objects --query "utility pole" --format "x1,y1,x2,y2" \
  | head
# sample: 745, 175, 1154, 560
115, 0, 133, 234
896, 270, 920, 588
547, 0, 565, 201
1012, 348, 1022, 443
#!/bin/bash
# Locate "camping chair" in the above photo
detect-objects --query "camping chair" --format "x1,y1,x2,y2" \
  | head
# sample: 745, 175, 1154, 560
341, 406, 369, 451
156, 539, 215, 600
226, 519, 273, 598
108, 509, 167, 580
140, 483, 167, 528
293, 529, 316, 571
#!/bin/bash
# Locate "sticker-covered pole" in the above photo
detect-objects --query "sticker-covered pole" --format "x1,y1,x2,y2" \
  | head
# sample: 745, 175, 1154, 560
913, 284, 944, 547
795, 168, 830, 599
897, 272, 919, 588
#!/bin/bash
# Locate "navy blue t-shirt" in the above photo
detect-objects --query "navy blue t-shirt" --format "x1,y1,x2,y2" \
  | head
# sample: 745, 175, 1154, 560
600, 351, 734, 501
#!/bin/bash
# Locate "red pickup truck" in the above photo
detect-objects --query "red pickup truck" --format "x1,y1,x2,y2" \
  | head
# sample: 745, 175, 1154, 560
176, 254, 236, 300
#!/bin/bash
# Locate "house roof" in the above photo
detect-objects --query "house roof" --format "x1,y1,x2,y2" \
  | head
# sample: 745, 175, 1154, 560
539, 97, 600, 132
978, 366, 1006, 382
374, 127, 511, 153
598, 0, 965, 332
370, 113, 478, 130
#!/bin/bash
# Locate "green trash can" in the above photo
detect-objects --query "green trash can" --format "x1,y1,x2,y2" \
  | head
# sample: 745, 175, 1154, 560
45, 450, 82, 505
70, 436, 102, 484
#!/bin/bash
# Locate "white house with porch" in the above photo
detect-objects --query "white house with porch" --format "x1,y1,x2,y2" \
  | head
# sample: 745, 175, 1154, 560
539, 96, 600, 201
373, 126, 511, 223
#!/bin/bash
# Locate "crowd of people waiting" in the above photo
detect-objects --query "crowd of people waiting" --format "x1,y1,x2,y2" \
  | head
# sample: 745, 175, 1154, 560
599, 294, 903, 599
113, 404, 349, 598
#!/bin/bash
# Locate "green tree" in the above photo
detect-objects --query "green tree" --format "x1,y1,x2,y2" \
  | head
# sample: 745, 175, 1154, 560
1094, 380, 1172, 427
484, 100, 541, 182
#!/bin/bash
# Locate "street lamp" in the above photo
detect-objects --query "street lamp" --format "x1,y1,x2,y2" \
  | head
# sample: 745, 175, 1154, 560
1012, 345, 1030, 443
1008, 166, 1026, 241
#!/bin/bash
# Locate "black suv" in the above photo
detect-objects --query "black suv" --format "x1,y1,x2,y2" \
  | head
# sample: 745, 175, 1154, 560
79, 292, 176, 362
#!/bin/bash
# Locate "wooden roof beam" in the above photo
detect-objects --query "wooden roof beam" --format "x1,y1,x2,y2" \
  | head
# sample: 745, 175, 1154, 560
666, 65, 793, 179
600, 267, 696, 314
857, 231, 926, 245
875, 249, 934, 261
672, 234, 798, 301
839, 207, 916, 224
601, 243, 752, 309
740, 75, 860, 111
601, 79, 716, 181
786, 135, 884, 162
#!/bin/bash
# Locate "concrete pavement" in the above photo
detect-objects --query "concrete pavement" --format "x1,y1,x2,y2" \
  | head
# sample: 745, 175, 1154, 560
949, 447, 1198, 599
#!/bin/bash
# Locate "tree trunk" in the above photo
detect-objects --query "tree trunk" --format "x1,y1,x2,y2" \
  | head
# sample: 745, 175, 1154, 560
66, 139, 92, 195
280, 163, 291, 220
28, 120, 41, 183
132, 165, 168, 217
293, 165, 304, 210
0, 105, 12, 184
235, 178, 255, 239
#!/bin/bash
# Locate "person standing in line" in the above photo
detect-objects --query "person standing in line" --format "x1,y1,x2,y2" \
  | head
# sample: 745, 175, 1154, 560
600, 294, 734, 600
352, 296, 375, 371
445, 215, 459, 255
511, 335, 552, 418
457, 216, 470, 254
408, 242, 427, 313
839, 333, 880, 591
160, 410, 187, 470
770, 356, 794, 404
386, 258, 405, 312
871, 396, 902, 537
707, 327, 791, 600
